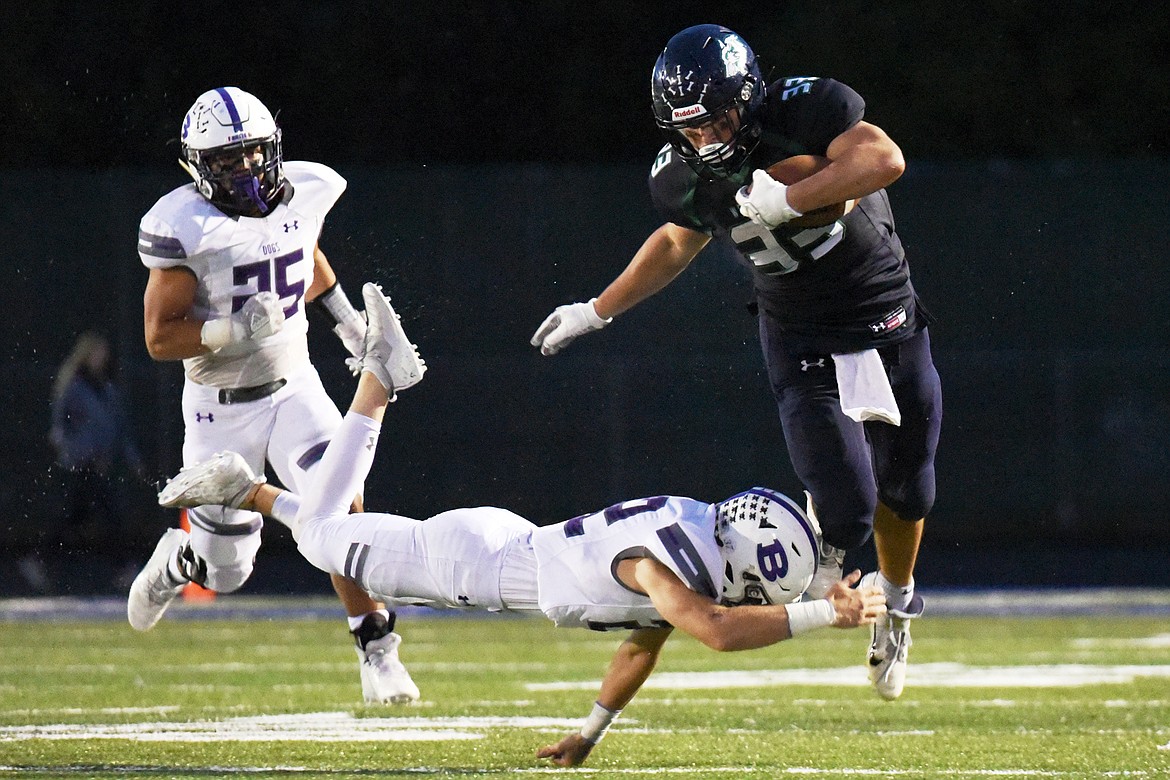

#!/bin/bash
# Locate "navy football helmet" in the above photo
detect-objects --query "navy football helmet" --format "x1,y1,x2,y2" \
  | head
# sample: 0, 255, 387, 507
651, 25, 765, 179
179, 87, 285, 216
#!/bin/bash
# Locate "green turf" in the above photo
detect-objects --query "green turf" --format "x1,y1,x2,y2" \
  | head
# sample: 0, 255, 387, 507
1, 611, 1168, 778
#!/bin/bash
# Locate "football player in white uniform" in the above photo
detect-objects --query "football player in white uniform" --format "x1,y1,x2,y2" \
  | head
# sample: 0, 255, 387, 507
129, 87, 420, 704
158, 283, 887, 768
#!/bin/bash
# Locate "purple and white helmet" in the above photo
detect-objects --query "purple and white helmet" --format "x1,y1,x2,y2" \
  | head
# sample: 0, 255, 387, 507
715, 487, 819, 605
179, 87, 284, 216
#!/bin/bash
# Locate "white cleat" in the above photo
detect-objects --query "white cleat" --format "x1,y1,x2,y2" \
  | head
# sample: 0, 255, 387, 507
357, 632, 420, 704
861, 571, 924, 700
158, 451, 265, 510
360, 282, 426, 398
127, 528, 190, 631
802, 492, 845, 600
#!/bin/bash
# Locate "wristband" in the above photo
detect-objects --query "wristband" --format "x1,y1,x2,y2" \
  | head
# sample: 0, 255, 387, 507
579, 700, 621, 744
313, 282, 363, 329
785, 599, 835, 636
200, 318, 235, 351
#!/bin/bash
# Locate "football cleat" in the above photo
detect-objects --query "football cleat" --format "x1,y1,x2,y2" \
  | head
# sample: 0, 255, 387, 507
352, 613, 420, 704
861, 571, 925, 700
802, 493, 845, 600
158, 451, 265, 510
127, 528, 190, 631
359, 282, 426, 399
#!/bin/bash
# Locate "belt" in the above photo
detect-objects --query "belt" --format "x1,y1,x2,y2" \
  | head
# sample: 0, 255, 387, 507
218, 378, 287, 405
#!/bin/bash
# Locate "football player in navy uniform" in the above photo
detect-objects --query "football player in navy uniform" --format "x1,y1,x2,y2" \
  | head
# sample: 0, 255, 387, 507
156, 284, 887, 767
130, 87, 420, 704
531, 25, 940, 700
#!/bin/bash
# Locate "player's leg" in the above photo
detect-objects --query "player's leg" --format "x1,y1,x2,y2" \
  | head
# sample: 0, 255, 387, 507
861, 327, 940, 699
128, 385, 269, 631
266, 361, 417, 704
758, 316, 879, 598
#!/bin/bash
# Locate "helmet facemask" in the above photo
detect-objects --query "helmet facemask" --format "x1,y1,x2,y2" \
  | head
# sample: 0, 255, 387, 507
666, 99, 761, 180
184, 132, 284, 216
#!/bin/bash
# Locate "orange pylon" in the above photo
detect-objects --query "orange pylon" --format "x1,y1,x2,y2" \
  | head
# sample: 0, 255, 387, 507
178, 509, 216, 601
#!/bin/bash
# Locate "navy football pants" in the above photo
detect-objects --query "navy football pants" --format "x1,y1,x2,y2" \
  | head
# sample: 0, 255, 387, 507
759, 320, 942, 550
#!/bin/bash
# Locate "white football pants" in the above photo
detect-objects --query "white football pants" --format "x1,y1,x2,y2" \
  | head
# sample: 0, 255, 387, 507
180, 362, 345, 592
293, 410, 541, 612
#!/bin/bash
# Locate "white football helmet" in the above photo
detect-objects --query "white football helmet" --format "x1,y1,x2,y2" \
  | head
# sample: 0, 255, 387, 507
179, 87, 284, 216
715, 487, 819, 606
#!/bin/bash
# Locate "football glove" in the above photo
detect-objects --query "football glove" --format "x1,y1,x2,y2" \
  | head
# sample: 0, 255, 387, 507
200, 291, 285, 351
530, 299, 611, 356
735, 169, 804, 229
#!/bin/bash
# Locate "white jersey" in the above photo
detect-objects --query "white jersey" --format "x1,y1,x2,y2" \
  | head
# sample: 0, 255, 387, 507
531, 496, 724, 630
137, 161, 346, 388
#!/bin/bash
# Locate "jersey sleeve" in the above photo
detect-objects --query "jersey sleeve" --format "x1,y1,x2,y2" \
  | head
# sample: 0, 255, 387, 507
137, 189, 196, 270
647, 145, 711, 233
766, 77, 866, 155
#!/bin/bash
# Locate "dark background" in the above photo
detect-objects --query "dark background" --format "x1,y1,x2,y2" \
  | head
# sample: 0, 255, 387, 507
2, 2, 1168, 595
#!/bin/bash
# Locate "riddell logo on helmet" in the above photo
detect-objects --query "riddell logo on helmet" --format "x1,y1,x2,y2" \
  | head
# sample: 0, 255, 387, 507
672, 104, 707, 121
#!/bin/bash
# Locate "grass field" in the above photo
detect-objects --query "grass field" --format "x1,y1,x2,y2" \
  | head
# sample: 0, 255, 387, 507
1, 597, 1168, 778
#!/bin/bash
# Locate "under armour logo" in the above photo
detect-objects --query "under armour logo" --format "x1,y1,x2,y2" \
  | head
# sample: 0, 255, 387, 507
366, 435, 377, 451
800, 359, 826, 372
194, 412, 215, 422
283, 220, 299, 232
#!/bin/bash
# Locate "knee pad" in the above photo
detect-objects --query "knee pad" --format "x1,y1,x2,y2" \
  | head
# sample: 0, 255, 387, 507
186, 506, 263, 593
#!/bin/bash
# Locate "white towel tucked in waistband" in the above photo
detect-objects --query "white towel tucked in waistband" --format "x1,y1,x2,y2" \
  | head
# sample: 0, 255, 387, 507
832, 349, 901, 426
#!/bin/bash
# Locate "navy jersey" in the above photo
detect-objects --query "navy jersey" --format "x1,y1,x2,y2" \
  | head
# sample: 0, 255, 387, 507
649, 77, 920, 354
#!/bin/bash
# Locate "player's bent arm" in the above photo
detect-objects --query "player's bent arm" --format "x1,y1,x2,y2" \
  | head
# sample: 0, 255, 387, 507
306, 243, 367, 358
306, 243, 337, 302
592, 222, 709, 320
630, 560, 886, 652
631, 557, 793, 650
143, 266, 207, 360
785, 121, 906, 215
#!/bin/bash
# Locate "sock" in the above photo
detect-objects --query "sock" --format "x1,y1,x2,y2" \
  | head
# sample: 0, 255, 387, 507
877, 571, 914, 613
270, 491, 303, 526
348, 608, 392, 634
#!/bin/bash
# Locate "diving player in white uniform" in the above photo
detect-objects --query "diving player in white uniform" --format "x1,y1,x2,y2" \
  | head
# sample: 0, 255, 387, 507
157, 283, 887, 768
128, 87, 421, 704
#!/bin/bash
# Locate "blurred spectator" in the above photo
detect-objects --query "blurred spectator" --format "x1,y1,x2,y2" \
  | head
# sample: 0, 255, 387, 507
20, 332, 145, 592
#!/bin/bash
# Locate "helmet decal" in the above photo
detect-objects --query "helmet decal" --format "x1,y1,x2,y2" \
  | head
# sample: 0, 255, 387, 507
671, 104, 708, 121
757, 539, 789, 582
718, 36, 749, 76
213, 87, 245, 133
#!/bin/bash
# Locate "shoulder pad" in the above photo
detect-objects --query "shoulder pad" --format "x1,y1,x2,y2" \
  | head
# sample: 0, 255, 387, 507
137, 185, 209, 269
284, 161, 347, 218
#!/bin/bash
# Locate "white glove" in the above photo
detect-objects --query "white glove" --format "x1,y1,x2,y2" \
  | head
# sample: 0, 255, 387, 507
200, 291, 286, 351
735, 169, 804, 229
530, 299, 611, 356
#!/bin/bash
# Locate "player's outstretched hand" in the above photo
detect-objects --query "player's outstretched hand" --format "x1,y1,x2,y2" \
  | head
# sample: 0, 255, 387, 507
530, 300, 609, 356
826, 569, 886, 628
536, 732, 596, 767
